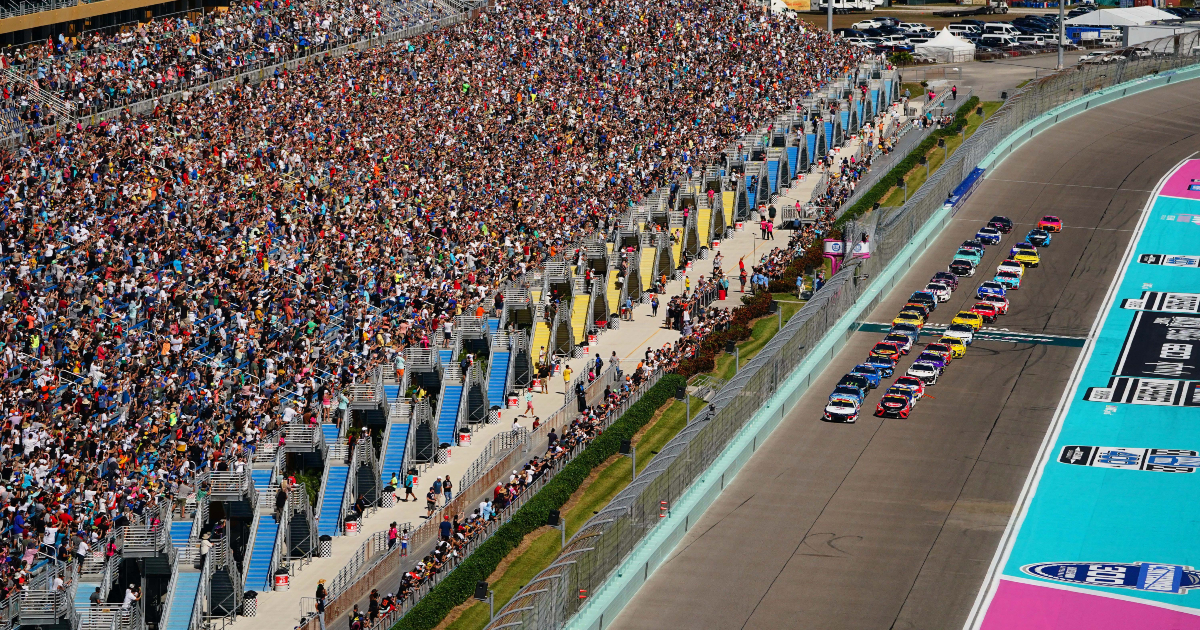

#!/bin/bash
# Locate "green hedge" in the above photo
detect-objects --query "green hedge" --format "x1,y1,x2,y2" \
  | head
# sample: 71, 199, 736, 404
835, 96, 980, 227
393, 373, 687, 630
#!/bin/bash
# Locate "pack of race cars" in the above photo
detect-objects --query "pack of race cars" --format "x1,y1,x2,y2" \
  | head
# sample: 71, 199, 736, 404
823, 214, 1058, 423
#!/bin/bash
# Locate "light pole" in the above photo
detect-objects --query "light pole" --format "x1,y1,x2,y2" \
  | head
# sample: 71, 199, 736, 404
898, 175, 907, 203
620, 439, 636, 481
827, 0, 833, 35
1058, 0, 1065, 70
919, 155, 928, 179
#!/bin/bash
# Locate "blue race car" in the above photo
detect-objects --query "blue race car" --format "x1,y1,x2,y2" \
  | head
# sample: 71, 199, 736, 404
954, 247, 983, 266
890, 323, 922, 343
1027, 229, 1052, 247
977, 280, 1007, 300
915, 351, 948, 373
993, 270, 1022, 290
866, 355, 897, 377
976, 225, 1002, 245
850, 364, 883, 388
1010, 241, 1038, 257
830, 384, 866, 406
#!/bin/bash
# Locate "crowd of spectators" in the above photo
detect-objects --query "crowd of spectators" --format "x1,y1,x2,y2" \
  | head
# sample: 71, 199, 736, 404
0, 0, 453, 118
0, 0, 864, 609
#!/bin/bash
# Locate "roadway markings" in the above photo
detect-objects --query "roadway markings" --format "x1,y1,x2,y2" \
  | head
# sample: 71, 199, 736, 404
857, 322, 1087, 347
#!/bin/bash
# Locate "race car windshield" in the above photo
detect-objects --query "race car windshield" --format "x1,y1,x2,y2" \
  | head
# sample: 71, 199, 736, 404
949, 324, 974, 333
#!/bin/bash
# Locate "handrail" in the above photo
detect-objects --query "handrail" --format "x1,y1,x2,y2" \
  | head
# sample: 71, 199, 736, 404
188, 558, 210, 630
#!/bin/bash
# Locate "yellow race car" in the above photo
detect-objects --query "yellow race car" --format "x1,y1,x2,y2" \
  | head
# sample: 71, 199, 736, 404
1013, 249, 1040, 268
952, 310, 985, 331
893, 310, 926, 329
937, 336, 967, 358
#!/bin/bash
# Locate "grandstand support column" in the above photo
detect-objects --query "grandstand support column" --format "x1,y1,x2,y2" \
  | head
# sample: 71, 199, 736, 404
827, 0, 832, 34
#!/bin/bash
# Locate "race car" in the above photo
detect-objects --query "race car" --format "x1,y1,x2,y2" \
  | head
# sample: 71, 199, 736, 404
869, 341, 904, 360
830, 384, 866, 406
889, 323, 921, 343
901, 303, 934, 320
906, 361, 941, 385
988, 215, 1014, 233
975, 225, 1002, 245
908, 291, 939, 310
961, 239, 986, 252
1037, 215, 1063, 232
866, 355, 897, 377
850, 364, 884, 388
978, 281, 1007, 300
954, 247, 983, 266
943, 323, 977, 345
925, 282, 951, 302
952, 310, 985, 331
997, 259, 1025, 277
970, 301, 1001, 323
924, 343, 955, 363
883, 332, 914, 354
978, 293, 1010, 315
825, 397, 860, 423
1010, 241, 1038, 257
893, 375, 927, 399
875, 392, 914, 418
1013, 248, 1041, 268
1026, 229, 1052, 247
994, 269, 1023, 289
931, 271, 959, 291
838, 373, 873, 393
915, 351, 948, 372
949, 259, 976, 277
936, 336, 967, 358
892, 310, 925, 329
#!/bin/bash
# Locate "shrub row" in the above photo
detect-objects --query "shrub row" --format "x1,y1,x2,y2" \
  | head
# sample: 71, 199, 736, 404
393, 373, 687, 630
675, 291, 773, 378
835, 95, 981, 227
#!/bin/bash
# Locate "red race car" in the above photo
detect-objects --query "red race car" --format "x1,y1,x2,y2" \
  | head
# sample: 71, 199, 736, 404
869, 341, 903, 361
875, 392, 915, 418
1037, 215, 1063, 232
971, 301, 1001, 323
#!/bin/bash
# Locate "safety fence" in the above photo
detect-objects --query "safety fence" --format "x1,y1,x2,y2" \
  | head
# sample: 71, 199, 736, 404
481, 30, 1200, 630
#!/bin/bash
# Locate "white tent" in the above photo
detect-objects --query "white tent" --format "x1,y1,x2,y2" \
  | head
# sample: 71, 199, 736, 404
1064, 7, 1179, 26
914, 28, 976, 63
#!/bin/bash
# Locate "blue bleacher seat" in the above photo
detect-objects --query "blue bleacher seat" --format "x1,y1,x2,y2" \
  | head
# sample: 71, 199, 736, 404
250, 468, 273, 491
380, 422, 410, 484
786, 146, 798, 179
169, 521, 193, 548
437, 385, 463, 446
317, 466, 349, 537
161, 572, 202, 630
244, 518, 279, 591
487, 351, 510, 409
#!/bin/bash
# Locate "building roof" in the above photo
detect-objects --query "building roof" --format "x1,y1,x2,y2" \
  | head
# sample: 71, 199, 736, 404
1064, 7, 1179, 26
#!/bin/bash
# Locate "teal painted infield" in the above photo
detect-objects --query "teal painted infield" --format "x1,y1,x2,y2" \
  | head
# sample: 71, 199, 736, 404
977, 159, 1200, 629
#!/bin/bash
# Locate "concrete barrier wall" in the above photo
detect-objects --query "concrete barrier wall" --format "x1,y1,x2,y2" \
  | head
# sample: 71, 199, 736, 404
566, 63, 1200, 630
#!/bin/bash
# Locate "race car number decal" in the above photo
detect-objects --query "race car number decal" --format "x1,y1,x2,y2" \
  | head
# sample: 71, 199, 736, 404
1084, 377, 1200, 407
1022, 562, 1200, 594
1059, 445, 1200, 473
1138, 253, 1200, 268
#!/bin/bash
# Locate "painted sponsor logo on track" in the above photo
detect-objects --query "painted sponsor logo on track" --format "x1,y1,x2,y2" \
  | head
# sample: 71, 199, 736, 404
1058, 445, 1200, 473
1022, 562, 1200, 594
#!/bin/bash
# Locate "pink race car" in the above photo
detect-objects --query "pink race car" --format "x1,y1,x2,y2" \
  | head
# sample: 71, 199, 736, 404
1037, 215, 1062, 232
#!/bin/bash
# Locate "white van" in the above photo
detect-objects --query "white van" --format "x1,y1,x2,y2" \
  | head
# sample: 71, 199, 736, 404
1015, 34, 1045, 46
980, 34, 1018, 48
898, 22, 931, 33
948, 24, 981, 36
982, 23, 1021, 36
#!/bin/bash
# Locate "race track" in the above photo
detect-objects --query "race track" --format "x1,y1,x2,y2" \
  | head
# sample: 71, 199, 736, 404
608, 78, 1200, 630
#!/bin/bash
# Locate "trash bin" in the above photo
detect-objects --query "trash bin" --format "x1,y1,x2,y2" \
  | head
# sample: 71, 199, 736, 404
274, 569, 290, 592
381, 489, 395, 508
437, 443, 451, 464
489, 406, 501, 424
243, 591, 258, 617
319, 535, 332, 558
507, 392, 519, 408
345, 519, 359, 536
458, 427, 472, 447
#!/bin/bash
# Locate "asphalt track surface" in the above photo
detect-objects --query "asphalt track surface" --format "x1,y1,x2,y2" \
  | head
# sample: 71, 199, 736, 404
609, 80, 1200, 630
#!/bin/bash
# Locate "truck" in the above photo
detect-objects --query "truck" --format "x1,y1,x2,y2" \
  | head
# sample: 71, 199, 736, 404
934, 0, 1010, 17
814, 0, 875, 14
